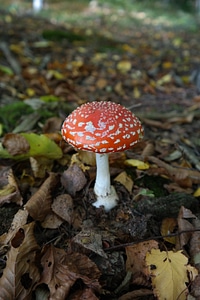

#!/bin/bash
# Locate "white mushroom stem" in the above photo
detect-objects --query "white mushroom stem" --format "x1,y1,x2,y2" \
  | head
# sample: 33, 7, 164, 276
93, 153, 119, 212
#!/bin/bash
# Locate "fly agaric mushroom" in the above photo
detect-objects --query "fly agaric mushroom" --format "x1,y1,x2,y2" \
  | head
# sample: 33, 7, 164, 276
61, 101, 144, 212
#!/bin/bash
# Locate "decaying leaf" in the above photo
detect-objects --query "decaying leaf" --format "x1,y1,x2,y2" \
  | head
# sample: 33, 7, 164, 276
126, 240, 158, 285
114, 171, 133, 193
0, 133, 62, 160
161, 217, 177, 244
61, 163, 87, 196
148, 156, 200, 187
72, 229, 108, 258
25, 172, 58, 222
41, 211, 63, 229
2, 133, 30, 155
4, 209, 29, 244
118, 288, 153, 300
38, 244, 101, 300
190, 218, 200, 268
69, 287, 99, 300
146, 249, 198, 300
29, 156, 53, 178
51, 194, 74, 224
0, 222, 40, 300
0, 169, 23, 206
176, 206, 196, 250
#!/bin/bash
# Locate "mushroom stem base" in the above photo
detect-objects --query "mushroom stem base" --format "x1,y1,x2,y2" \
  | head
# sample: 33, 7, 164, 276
93, 185, 119, 212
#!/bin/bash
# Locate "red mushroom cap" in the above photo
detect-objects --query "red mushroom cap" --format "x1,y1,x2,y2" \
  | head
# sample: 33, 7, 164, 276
61, 101, 144, 153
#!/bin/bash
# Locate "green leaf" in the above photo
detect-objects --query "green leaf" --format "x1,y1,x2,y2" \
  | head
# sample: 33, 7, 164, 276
0, 65, 14, 75
0, 133, 62, 160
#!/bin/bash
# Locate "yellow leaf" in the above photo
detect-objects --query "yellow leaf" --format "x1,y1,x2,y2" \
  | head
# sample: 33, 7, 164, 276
146, 249, 197, 300
114, 171, 133, 193
133, 86, 141, 98
160, 218, 177, 244
162, 61, 172, 69
125, 159, 149, 170
157, 73, 172, 86
117, 60, 132, 73
71, 60, 83, 68
193, 187, 200, 197
26, 88, 35, 97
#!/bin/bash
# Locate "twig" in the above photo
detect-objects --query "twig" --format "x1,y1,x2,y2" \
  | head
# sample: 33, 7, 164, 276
104, 228, 200, 251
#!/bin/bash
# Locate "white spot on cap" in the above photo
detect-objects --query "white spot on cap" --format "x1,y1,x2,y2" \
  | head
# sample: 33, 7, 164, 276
86, 135, 96, 141
109, 125, 115, 130
85, 121, 96, 133
114, 139, 121, 144
78, 122, 85, 127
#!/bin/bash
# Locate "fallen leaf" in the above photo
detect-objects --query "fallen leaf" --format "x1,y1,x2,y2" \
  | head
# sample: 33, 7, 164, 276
51, 194, 74, 224
25, 172, 58, 222
0, 222, 40, 299
176, 206, 196, 250
126, 240, 158, 284
0, 133, 63, 160
114, 171, 133, 193
117, 60, 132, 73
0, 169, 23, 206
161, 217, 177, 244
146, 249, 197, 300
61, 163, 87, 196
125, 159, 149, 170
39, 245, 101, 299
72, 229, 108, 258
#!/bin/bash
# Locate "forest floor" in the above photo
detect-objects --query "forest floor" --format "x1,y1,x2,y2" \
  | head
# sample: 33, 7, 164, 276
0, 2, 200, 299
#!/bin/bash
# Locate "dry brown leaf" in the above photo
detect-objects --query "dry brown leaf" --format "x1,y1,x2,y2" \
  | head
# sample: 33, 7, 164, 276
148, 156, 200, 187
118, 288, 153, 300
191, 275, 200, 298
43, 117, 63, 133
114, 171, 133, 193
51, 194, 74, 224
0, 222, 40, 300
61, 163, 87, 196
125, 240, 158, 283
176, 206, 195, 250
189, 218, 200, 270
0, 169, 23, 206
77, 150, 96, 166
2, 133, 30, 156
69, 288, 99, 300
96, 78, 107, 89
72, 229, 108, 258
141, 141, 155, 158
25, 172, 58, 222
41, 211, 63, 229
29, 156, 53, 178
4, 209, 29, 244
39, 245, 101, 300
161, 218, 177, 244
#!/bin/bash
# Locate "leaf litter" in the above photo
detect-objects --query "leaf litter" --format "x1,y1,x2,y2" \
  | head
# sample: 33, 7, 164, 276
0, 5, 200, 300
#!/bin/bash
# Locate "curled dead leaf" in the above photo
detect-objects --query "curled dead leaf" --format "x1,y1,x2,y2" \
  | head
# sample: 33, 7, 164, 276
25, 172, 58, 222
38, 245, 101, 300
0, 222, 40, 299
